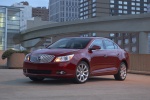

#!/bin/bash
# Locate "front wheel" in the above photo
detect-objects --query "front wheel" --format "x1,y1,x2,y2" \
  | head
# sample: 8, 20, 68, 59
29, 77, 45, 82
114, 62, 127, 81
74, 61, 89, 84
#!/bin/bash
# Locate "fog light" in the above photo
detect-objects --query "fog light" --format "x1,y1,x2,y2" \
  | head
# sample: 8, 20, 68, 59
56, 71, 66, 75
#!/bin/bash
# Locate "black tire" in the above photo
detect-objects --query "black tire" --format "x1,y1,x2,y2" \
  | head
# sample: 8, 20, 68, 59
74, 61, 89, 84
29, 77, 45, 82
114, 62, 127, 81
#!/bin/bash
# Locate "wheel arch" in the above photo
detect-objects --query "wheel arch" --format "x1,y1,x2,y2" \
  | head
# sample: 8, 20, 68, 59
79, 58, 90, 69
121, 60, 128, 70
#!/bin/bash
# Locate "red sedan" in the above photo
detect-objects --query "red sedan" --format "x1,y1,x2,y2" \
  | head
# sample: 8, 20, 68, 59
23, 37, 129, 83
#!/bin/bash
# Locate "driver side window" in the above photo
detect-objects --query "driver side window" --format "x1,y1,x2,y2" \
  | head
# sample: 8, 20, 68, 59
90, 39, 104, 49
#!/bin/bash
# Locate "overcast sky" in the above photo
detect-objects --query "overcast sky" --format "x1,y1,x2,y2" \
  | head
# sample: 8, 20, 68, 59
0, 0, 49, 8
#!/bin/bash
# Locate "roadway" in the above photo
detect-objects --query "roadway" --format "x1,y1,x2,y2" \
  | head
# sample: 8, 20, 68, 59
0, 69, 150, 100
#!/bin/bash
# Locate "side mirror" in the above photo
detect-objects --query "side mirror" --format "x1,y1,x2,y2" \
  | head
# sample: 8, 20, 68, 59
89, 45, 101, 51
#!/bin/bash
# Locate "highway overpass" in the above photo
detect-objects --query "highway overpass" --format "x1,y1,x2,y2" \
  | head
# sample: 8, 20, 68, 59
20, 13, 150, 53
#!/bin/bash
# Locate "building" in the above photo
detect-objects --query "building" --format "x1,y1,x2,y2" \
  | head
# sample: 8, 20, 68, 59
0, 6, 21, 50
79, 0, 150, 19
32, 7, 49, 21
12, 1, 32, 31
110, 0, 149, 16
49, 0, 79, 22
80, 0, 110, 19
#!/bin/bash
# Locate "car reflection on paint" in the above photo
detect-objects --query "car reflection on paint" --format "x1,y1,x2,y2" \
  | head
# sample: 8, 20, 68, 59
23, 37, 129, 83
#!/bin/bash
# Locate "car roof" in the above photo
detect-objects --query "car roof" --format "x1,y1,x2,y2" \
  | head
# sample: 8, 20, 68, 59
63, 37, 108, 40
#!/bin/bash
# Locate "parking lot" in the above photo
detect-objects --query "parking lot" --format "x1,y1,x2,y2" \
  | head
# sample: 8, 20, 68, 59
0, 69, 150, 100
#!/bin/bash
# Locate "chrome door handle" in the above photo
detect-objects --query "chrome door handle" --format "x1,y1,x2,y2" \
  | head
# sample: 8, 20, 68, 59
104, 55, 107, 57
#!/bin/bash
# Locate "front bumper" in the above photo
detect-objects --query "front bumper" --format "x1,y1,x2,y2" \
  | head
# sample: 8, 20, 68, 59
23, 61, 77, 78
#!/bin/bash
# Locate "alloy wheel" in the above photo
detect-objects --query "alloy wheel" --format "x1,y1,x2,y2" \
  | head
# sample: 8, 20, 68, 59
76, 62, 89, 83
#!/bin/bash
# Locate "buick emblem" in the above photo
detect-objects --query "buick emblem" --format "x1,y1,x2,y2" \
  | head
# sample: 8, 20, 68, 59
37, 56, 42, 61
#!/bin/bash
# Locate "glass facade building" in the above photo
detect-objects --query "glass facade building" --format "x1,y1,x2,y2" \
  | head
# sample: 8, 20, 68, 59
0, 6, 20, 50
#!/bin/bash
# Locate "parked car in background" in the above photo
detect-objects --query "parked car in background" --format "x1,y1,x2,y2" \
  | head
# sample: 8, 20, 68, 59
23, 37, 129, 83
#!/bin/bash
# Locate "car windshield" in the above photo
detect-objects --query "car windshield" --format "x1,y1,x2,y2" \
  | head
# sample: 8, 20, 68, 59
48, 38, 91, 49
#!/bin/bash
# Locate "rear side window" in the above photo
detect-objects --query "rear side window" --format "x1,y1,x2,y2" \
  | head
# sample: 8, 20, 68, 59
114, 43, 119, 49
104, 40, 115, 50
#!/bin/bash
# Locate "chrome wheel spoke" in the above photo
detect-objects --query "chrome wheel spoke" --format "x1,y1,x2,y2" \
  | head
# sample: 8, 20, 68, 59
120, 65, 127, 79
76, 63, 89, 82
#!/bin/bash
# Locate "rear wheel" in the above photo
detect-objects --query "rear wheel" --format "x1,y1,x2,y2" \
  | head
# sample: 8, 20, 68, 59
114, 62, 127, 81
29, 77, 45, 82
74, 61, 89, 83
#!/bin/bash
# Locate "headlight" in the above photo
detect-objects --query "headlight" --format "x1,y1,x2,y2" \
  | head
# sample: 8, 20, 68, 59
24, 54, 30, 61
54, 54, 74, 62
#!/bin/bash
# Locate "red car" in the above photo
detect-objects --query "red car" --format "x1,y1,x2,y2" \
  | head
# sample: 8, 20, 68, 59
23, 37, 129, 83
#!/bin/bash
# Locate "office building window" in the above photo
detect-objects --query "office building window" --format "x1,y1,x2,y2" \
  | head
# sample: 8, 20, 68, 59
136, 3, 140, 6
92, 13, 96, 17
125, 39, 129, 44
124, 2, 127, 5
132, 2, 135, 5
110, 5, 114, 8
132, 47, 137, 52
80, 4, 83, 7
92, 8, 96, 12
92, 0, 96, 3
119, 10, 122, 13
80, 0, 83, 3
136, 12, 140, 14
110, 0, 114, 3
144, 8, 147, 11
84, 2, 88, 6
80, 8, 83, 12
118, 40, 121, 45
136, 7, 140, 10
110, 33, 115, 37
118, 1, 122, 4
123, 10, 127, 14
80, 17, 83, 19
80, 13, 83, 16
144, 4, 147, 7
131, 11, 136, 14
124, 6, 127, 9
92, 4, 96, 7
144, 0, 147, 2
132, 7, 135, 10
92, 33, 96, 36
119, 6, 122, 9
132, 37, 136, 43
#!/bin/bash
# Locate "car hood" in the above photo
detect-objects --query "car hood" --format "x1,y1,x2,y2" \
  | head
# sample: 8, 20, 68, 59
31, 49, 80, 56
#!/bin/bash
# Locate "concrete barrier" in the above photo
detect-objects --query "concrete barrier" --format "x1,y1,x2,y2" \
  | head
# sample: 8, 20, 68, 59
129, 54, 150, 75
7, 53, 25, 69
0, 51, 150, 74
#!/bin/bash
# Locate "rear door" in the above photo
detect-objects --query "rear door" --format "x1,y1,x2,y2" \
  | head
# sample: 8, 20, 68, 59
103, 39, 119, 71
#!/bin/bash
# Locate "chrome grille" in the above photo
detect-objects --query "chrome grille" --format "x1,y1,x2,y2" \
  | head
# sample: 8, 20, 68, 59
30, 54, 55, 63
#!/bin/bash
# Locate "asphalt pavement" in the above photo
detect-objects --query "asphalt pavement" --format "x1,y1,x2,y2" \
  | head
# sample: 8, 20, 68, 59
0, 69, 150, 100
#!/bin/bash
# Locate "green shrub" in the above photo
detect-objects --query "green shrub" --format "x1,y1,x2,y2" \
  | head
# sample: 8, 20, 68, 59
1, 49, 29, 60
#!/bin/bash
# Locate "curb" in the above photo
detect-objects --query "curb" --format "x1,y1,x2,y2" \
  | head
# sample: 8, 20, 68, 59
128, 70, 150, 75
